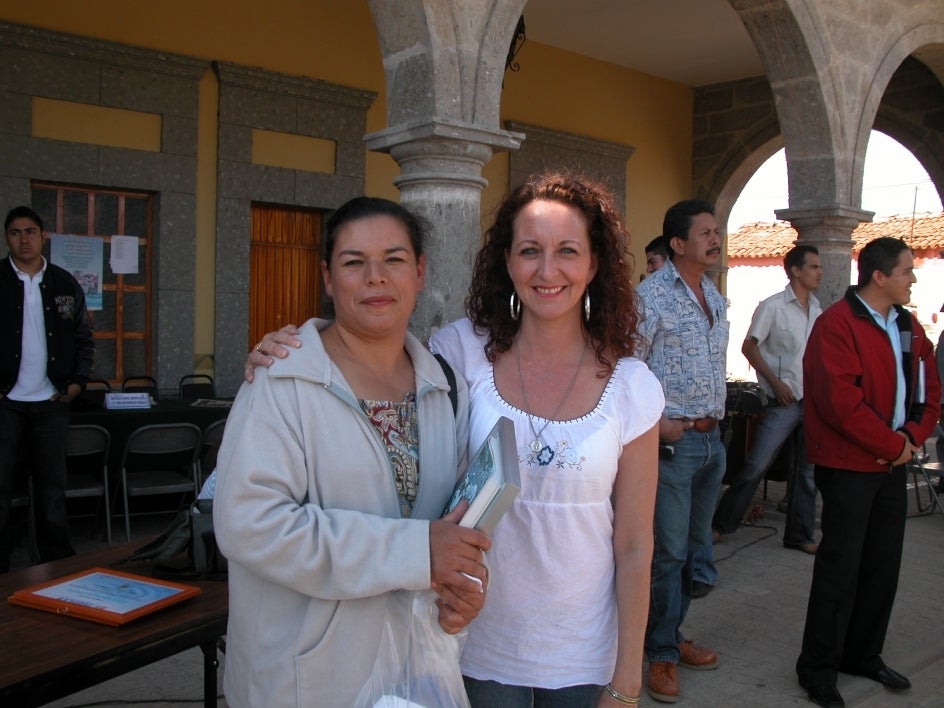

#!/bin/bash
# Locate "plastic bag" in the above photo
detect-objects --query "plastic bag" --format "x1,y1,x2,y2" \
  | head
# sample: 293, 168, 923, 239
353, 589, 470, 708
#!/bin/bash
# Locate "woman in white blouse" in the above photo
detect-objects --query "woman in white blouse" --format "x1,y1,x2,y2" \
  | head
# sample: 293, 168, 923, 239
250, 173, 662, 707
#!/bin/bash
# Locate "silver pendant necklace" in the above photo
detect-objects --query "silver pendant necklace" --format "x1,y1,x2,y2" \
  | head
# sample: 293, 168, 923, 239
515, 340, 587, 458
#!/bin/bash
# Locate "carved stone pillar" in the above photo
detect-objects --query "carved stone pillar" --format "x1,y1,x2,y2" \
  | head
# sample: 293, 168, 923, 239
366, 121, 522, 337
775, 206, 874, 307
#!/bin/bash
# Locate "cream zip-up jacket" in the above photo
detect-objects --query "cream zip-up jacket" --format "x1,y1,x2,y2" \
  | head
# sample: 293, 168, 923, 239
214, 318, 469, 707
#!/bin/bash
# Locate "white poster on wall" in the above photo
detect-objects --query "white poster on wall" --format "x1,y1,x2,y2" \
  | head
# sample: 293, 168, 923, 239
109, 235, 139, 274
49, 234, 103, 311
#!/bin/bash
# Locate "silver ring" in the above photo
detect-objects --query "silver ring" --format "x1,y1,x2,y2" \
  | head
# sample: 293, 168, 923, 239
254, 343, 262, 352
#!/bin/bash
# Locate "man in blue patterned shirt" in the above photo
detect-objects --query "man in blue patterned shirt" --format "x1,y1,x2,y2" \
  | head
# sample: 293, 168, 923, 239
635, 199, 729, 703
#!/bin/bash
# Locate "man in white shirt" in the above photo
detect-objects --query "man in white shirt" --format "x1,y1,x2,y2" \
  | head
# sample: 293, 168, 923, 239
712, 244, 822, 553
0, 206, 94, 573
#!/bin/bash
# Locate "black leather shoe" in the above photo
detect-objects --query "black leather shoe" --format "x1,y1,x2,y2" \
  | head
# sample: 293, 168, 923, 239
805, 684, 844, 707
691, 581, 713, 598
859, 665, 911, 690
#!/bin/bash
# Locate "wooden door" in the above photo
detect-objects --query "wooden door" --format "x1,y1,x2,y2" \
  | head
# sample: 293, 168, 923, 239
249, 204, 322, 348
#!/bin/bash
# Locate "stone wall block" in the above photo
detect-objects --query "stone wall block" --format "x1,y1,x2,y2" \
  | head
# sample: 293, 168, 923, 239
710, 103, 774, 133
99, 148, 196, 193
213, 291, 249, 396
248, 165, 295, 204
220, 86, 298, 132
0, 176, 31, 211
154, 191, 197, 292
294, 171, 360, 208
385, 56, 436, 123
155, 287, 195, 389
733, 77, 774, 105
162, 115, 199, 157
0, 47, 101, 102
8, 137, 101, 184
101, 66, 200, 116
786, 157, 839, 210
217, 124, 252, 163
0, 91, 31, 136
297, 100, 364, 137
214, 198, 251, 294
693, 85, 734, 113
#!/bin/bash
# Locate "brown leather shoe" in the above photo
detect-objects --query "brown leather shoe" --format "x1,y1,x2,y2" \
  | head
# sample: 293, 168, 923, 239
678, 639, 718, 670
647, 661, 679, 703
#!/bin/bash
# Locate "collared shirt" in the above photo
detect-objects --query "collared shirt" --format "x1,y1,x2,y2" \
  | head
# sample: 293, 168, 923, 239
746, 283, 821, 401
8, 256, 57, 401
857, 294, 906, 429
636, 258, 729, 419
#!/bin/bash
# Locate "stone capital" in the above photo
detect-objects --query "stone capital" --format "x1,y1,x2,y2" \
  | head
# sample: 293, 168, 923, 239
366, 119, 523, 190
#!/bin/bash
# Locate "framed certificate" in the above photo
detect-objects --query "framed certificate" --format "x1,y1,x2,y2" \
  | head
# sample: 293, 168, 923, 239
7, 567, 200, 626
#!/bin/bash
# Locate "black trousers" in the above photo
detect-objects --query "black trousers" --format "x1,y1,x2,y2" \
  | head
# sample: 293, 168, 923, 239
0, 398, 76, 573
795, 464, 906, 688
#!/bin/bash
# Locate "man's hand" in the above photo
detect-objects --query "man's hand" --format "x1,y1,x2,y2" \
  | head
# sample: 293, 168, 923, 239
770, 378, 796, 406
244, 325, 302, 382
659, 416, 692, 443
55, 383, 82, 403
878, 430, 920, 467
429, 503, 491, 633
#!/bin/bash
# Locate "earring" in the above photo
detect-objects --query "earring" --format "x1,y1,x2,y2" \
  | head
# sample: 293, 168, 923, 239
583, 289, 591, 323
509, 291, 521, 321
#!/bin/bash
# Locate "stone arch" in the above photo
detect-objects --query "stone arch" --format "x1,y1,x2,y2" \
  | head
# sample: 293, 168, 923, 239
713, 134, 784, 231
368, 0, 527, 130
872, 44, 944, 212
852, 23, 944, 213
732, 0, 848, 211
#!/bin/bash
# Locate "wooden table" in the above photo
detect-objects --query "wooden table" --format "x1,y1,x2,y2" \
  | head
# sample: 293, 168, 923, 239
0, 543, 227, 707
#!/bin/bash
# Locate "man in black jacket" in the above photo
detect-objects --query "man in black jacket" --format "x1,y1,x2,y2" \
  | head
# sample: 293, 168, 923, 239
0, 206, 94, 572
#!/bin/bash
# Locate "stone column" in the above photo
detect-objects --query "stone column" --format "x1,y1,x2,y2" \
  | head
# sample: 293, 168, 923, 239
366, 121, 521, 337
776, 206, 874, 307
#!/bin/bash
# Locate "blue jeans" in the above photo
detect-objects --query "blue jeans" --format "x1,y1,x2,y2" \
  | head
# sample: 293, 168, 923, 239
464, 677, 603, 707
0, 398, 76, 573
691, 540, 715, 586
713, 401, 816, 544
645, 428, 726, 663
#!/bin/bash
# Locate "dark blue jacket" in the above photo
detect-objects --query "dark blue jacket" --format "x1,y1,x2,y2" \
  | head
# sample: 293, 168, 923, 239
0, 257, 94, 396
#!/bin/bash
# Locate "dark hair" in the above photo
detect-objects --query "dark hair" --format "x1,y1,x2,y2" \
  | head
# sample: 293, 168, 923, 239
662, 199, 714, 259
467, 171, 639, 373
324, 197, 426, 267
857, 236, 911, 287
784, 244, 819, 278
4, 206, 43, 233
645, 235, 669, 258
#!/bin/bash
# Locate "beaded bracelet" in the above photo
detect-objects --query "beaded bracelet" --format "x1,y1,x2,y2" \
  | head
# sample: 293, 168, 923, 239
604, 683, 640, 705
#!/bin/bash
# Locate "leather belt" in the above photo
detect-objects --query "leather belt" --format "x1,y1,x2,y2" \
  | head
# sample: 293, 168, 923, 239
688, 417, 718, 433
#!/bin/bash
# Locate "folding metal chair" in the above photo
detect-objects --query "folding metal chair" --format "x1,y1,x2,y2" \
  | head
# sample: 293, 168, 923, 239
910, 422, 944, 517
122, 375, 159, 402
179, 374, 215, 401
198, 418, 227, 489
118, 423, 202, 541
65, 424, 112, 545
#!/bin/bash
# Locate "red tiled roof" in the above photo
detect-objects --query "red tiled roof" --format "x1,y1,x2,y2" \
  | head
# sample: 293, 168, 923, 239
727, 212, 944, 259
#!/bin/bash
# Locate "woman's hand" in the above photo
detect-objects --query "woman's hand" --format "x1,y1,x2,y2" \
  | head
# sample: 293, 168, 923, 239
429, 503, 491, 633
244, 325, 302, 382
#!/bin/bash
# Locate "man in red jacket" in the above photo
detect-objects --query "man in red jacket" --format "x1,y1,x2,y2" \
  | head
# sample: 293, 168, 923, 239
795, 237, 940, 707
